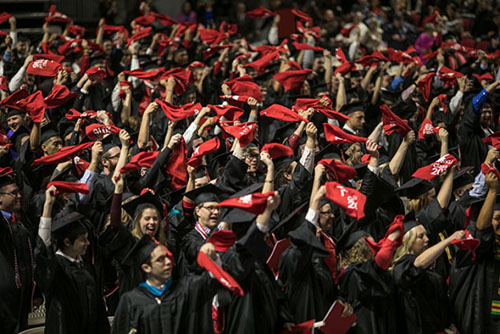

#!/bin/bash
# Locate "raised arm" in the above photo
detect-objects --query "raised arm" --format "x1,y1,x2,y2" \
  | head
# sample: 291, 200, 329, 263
389, 130, 415, 176
137, 102, 158, 149
260, 151, 274, 193
436, 166, 455, 210
414, 230, 465, 268
476, 172, 499, 230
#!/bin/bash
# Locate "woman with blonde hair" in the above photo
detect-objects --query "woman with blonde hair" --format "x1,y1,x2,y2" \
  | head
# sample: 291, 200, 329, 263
391, 215, 463, 333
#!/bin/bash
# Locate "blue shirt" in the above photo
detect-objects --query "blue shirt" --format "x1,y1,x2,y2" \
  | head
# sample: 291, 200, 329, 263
472, 88, 489, 112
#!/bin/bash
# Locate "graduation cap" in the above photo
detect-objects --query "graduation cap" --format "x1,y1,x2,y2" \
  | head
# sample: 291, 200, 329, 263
336, 229, 370, 253
52, 210, 87, 239
89, 55, 106, 67
312, 82, 329, 97
184, 184, 222, 207
453, 166, 475, 191
0, 170, 16, 188
339, 101, 364, 115
58, 120, 75, 140
41, 121, 61, 144
122, 235, 158, 268
396, 177, 434, 199
101, 133, 121, 155
270, 200, 309, 233
6, 109, 25, 119
165, 186, 186, 206
207, 151, 231, 179
403, 211, 420, 234
353, 162, 368, 180
315, 143, 342, 164
123, 190, 164, 219
380, 89, 400, 104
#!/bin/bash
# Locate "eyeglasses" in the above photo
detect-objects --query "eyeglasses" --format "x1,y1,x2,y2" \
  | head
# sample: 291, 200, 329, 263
106, 153, 120, 160
0, 189, 20, 197
245, 155, 259, 161
201, 205, 220, 213
320, 210, 334, 217
493, 216, 500, 221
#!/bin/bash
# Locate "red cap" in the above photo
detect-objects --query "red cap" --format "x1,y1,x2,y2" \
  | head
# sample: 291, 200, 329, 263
246, 6, 276, 18
187, 137, 221, 169
380, 104, 412, 137
197, 251, 244, 296
260, 104, 310, 123
16, 91, 45, 123
47, 181, 89, 195
273, 69, 313, 91
32, 141, 95, 166
323, 123, 368, 145
120, 151, 159, 174
325, 181, 366, 220
261, 143, 294, 159
44, 84, 78, 109
217, 191, 276, 215
220, 121, 257, 147
318, 159, 357, 183
155, 99, 199, 121
207, 229, 237, 253
225, 75, 262, 101
412, 153, 458, 181
85, 123, 122, 140
165, 136, 188, 189
26, 59, 62, 77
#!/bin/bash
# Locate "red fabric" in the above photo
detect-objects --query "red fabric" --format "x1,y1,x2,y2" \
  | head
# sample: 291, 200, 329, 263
44, 84, 78, 108
340, 24, 358, 37
243, 51, 279, 74
197, 251, 244, 296
0, 166, 13, 176
450, 230, 479, 261
123, 68, 164, 81
155, 99, 199, 121
220, 121, 257, 147
217, 191, 276, 214
323, 123, 368, 145
219, 95, 251, 103
207, 104, 244, 121
380, 104, 412, 137
412, 153, 458, 180
292, 98, 349, 122
273, 69, 313, 91
291, 9, 313, 23
318, 159, 357, 183
296, 21, 320, 38
280, 320, 314, 334
157, 36, 179, 56
473, 73, 495, 83
482, 132, 500, 150
481, 163, 500, 179
150, 12, 177, 26
26, 59, 61, 77
0, 131, 11, 147
65, 108, 97, 121
32, 53, 65, 63
72, 156, 89, 177
334, 62, 355, 76
102, 24, 129, 39
438, 66, 464, 87
120, 151, 159, 174
325, 181, 366, 220
356, 50, 389, 66
207, 230, 236, 252
0, 88, 29, 108
0, 12, 12, 24
417, 72, 435, 102
16, 91, 45, 123
418, 118, 440, 139
202, 44, 232, 59
437, 94, 448, 114
32, 141, 95, 166
199, 28, 227, 45
0, 76, 7, 91
321, 232, 338, 281
387, 48, 414, 64
292, 41, 324, 51
365, 215, 404, 269
127, 26, 153, 45
287, 60, 302, 70
260, 104, 310, 123
166, 137, 188, 189
187, 137, 221, 168
85, 123, 122, 140
159, 67, 193, 96
225, 75, 262, 101
86, 66, 106, 82
134, 15, 155, 26
67, 24, 86, 37
47, 181, 89, 195
118, 80, 133, 99
46, 5, 71, 23
261, 143, 294, 159
246, 6, 276, 18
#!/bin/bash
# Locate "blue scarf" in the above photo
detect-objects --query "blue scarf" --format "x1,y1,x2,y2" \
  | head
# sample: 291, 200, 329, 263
139, 279, 172, 297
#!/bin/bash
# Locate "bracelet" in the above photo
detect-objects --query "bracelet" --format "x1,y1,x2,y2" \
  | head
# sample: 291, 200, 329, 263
264, 179, 273, 183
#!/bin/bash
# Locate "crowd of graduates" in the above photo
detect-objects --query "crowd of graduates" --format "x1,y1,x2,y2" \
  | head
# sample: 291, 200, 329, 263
3, 0, 500, 333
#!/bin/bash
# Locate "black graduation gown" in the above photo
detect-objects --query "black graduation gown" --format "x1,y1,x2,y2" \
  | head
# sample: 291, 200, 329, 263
458, 103, 489, 172
279, 221, 337, 323
111, 274, 218, 334
221, 223, 294, 334
216, 155, 250, 195
338, 260, 397, 334
0, 215, 34, 334
449, 223, 500, 333
181, 228, 207, 272
393, 254, 452, 334
34, 238, 110, 334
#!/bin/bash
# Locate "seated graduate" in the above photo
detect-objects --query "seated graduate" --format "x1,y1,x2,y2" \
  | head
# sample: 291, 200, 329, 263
390, 214, 462, 334
111, 234, 221, 334
36, 185, 110, 334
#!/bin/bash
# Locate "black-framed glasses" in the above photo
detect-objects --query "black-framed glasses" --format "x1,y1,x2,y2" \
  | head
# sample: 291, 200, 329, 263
320, 210, 334, 217
0, 189, 20, 197
106, 153, 120, 160
201, 205, 220, 213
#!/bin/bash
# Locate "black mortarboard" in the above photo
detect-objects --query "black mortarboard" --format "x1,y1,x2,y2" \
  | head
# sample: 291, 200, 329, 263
165, 186, 186, 206
122, 235, 158, 268
273, 122, 297, 144
219, 183, 263, 225
122, 190, 164, 218
312, 82, 329, 97
337, 229, 370, 253
315, 143, 342, 163
41, 122, 61, 144
58, 120, 75, 140
453, 166, 475, 191
0, 173, 16, 188
6, 109, 25, 119
288, 220, 330, 256
101, 134, 121, 154
339, 101, 364, 115
396, 177, 434, 199
353, 162, 368, 180
52, 210, 87, 239
207, 151, 231, 179
89, 55, 106, 67
184, 184, 222, 207
403, 211, 420, 234
380, 89, 400, 103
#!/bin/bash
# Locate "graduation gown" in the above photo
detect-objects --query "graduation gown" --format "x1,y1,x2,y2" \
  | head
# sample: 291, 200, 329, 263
279, 221, 337, 323
0, 215, 34, 334
449, 223, 500, 333
34, 238, 110, 334
393, 254, 452, 334
458, 103, 489, 172
111, 274, 218, 334
338, 260, 397, 334
221, 223, 294, 334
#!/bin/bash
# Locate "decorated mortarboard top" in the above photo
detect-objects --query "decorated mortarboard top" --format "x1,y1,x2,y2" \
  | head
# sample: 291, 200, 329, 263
122, 234, 159, 268
184, 184, 223, 207
52, 210, 87, 238
396, 177, 434, 199
122, 190, 164, 218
